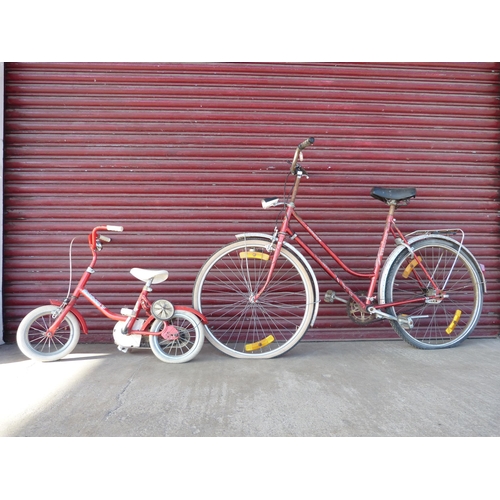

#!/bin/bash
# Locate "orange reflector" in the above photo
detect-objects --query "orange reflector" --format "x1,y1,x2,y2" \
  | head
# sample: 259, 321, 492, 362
245, 335, 275, 352
239, 251, 270, 261
446, 310, 462, 335
402, 256, 422, 278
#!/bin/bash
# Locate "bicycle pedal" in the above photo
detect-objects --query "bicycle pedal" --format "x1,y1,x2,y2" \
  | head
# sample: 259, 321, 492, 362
324, 290, 336, 303
397, 314, 414, 330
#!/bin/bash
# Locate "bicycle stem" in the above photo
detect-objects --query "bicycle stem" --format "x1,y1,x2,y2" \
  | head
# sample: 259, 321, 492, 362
289, 168, 304, 203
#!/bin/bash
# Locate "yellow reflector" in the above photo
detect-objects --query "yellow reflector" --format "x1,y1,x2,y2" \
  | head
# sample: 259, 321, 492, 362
239, 251, 270, 261
402, 256, 422, 278
245, 335, 275, 352
446, 310, 462, 335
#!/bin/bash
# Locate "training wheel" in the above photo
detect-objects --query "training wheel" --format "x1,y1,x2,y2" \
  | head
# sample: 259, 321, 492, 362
152, 299, 175, 320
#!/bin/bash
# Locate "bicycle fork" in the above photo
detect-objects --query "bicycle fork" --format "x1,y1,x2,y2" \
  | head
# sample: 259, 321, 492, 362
253, 171, 303, 302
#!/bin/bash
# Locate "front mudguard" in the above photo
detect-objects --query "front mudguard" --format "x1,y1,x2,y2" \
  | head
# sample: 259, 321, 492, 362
378, 233, 487, 305
235, 232, 320, 327
50, 299, 89, 334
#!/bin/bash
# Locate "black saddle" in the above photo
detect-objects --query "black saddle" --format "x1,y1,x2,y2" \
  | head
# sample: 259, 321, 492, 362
370, 187, 417, 205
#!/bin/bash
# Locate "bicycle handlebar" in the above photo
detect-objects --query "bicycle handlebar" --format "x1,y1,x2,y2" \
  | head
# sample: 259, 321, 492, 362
290, 137, 315, 174
298, 137, 315, 151
89, 225, 124, 250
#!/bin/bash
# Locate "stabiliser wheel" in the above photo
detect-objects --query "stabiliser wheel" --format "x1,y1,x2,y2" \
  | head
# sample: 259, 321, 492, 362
151, 299, 175, 321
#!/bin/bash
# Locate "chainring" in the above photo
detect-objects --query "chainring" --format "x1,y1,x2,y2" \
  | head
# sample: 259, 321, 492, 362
346, 292, 378, 325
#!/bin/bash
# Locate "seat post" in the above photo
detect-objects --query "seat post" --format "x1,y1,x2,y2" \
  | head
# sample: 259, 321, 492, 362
388, 201, 397, 216
142, 278, 154, 293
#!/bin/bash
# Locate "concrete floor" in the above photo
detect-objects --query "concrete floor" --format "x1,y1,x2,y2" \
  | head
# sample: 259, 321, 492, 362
1, 337, 499, 437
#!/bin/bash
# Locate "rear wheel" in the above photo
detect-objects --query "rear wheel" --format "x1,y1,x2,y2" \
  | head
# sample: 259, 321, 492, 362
149, 310, 204, 363
385, 238, 483, 349
193, 239, 315, 358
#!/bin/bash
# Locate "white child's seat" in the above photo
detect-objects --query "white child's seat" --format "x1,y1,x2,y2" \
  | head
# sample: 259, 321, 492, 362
130, 268, 169, 284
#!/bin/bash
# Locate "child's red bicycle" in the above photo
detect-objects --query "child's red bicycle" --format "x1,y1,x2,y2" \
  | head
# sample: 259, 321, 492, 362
193, 138, 486, 359
17, 225, 206, 363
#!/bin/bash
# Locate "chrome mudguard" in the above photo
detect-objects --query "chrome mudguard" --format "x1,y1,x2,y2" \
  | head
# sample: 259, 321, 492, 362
378, 232, 487, 306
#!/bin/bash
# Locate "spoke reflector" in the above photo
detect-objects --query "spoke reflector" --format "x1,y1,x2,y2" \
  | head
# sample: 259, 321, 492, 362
402, 256, 422, 278
446, 310, 462, 334
245, 335, 275, 352
239, 251, 270, 261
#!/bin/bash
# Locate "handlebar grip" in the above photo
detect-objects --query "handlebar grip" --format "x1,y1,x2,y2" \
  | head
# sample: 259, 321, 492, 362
99, 235, 111, 243
298, 137, 315, 150
106, 225, 124, 232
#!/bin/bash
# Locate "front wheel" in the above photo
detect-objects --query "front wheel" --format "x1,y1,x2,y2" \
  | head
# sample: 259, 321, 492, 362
193, 239, 315, 359
149, 310, 204, 363
16, 305, 81, 361
384, 238, 483, 349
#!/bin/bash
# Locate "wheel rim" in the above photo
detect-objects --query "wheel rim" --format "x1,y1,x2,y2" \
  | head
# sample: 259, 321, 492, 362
194, 240, 314, 358
153, 316, 196, 356
386, 241, 482, 347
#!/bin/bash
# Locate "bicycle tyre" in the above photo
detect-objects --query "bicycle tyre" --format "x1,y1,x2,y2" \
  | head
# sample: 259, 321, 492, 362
16, 305, 81, 361
193, 239, 315, 359
384, 238, 483, 349
149, 310, 204, 363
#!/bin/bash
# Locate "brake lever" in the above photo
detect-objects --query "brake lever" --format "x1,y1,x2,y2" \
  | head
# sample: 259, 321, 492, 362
295, 164, 310, 178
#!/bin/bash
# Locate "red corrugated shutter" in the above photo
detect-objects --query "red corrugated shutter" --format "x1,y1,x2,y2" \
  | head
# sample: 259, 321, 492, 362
3, 62, 500, 343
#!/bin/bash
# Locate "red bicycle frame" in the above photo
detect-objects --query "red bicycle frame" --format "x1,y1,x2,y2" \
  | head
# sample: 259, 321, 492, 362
256, 170, 440, 313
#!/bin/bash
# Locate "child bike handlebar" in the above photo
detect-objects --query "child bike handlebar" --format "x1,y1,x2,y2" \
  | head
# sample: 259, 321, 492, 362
88, 225, 124, 250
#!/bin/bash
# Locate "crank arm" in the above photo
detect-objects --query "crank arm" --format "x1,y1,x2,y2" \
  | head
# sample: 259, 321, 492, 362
367, 307, 397, 321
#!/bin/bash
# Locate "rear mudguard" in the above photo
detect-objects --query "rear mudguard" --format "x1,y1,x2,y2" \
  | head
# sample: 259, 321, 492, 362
235, 232, 320, 327
50, 299, 89, 334
175, 305, 208, 324
378, 233, 487, 305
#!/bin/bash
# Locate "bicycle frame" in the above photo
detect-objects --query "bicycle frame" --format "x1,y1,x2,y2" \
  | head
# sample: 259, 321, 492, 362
256, 171, 440, 315
49, 277, 155, 337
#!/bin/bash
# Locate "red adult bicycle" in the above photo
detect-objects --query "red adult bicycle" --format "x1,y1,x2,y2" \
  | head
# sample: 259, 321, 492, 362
17, 225, 206, 363
193, 138, 486, 359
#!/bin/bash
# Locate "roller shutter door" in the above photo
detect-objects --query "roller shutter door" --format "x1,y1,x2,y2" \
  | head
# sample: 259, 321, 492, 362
3, 62, 500, 343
